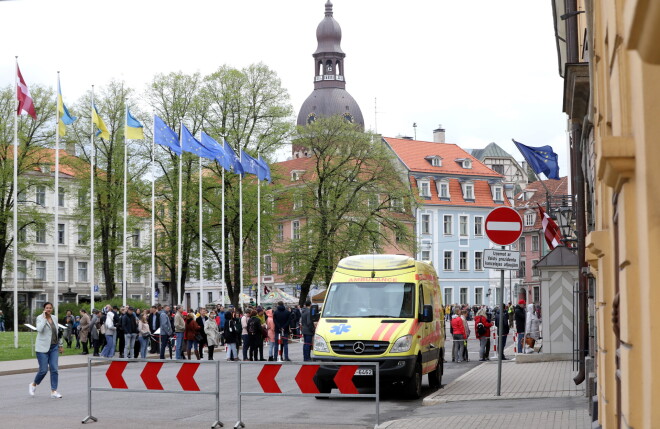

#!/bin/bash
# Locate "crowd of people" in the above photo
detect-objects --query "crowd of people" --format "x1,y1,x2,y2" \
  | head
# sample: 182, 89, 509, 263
64, 300, 317, 363
446, 300, 542, 362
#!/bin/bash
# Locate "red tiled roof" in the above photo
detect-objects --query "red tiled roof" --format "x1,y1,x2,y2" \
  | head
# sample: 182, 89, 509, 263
384, 137, 504, 177
271, 156, 317, 186
409, 176, 511, 208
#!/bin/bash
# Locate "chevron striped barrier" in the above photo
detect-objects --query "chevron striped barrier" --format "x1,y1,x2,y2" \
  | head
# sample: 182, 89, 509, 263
82, 357, 222, 428
234, 361, 379, 429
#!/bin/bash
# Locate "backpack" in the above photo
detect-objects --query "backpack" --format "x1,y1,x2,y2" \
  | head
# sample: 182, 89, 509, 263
476, 322, 486, 336
247, 318, 258, 335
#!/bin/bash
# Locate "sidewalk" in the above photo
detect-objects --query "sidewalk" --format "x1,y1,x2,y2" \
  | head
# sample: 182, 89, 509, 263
0, 353, 99, 376
378, 360, 590, 429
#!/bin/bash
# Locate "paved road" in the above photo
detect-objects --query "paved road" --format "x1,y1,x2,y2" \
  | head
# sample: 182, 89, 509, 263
0, 329, 485, 428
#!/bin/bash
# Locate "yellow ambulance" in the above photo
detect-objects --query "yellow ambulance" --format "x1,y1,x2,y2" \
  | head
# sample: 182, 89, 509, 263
312, 254, 445, 399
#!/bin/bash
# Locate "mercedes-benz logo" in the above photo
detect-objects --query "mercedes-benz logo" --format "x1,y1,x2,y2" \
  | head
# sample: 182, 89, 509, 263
353, 341, 365, 354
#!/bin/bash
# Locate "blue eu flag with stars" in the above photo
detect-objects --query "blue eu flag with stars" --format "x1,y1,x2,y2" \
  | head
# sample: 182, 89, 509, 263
512, 139, 560, 180
200, 132, 231, 172
154, 115, 181, 155
182, 125, 215, 160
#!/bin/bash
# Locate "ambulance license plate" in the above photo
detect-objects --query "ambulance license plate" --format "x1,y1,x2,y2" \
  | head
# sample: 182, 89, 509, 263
355, 368, 373, 376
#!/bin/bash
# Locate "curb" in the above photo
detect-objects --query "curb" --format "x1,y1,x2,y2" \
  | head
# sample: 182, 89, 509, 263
422, 361, 487, 406
0, 359, 110, 377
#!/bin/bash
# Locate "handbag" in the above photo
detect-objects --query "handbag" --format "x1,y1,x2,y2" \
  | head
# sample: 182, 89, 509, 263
194, 332, 204, 343
525, 336, 536, 348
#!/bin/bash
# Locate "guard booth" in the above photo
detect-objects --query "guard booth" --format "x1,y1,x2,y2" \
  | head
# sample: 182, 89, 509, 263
536, 246, 578, 358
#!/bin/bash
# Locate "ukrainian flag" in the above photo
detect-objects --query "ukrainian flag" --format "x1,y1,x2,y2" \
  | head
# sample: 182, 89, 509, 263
57, 77, 77, 136
92, 104, 110, 140
126, 108, 144, 140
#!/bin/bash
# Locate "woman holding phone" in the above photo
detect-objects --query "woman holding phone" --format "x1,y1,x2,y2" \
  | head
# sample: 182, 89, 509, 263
29, 302, 63, 398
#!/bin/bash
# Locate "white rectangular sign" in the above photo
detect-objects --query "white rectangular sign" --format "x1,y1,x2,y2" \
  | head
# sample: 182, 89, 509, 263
483, 249, 520, 270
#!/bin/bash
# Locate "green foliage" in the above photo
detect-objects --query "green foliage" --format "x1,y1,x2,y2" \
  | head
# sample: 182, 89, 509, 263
0, 332, 85, 361
56, 297, 151, 317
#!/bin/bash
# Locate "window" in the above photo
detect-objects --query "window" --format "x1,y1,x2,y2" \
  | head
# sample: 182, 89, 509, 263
291, 171, 303, 181
463, 183, 475, 200
532, 260, 539, 277
494, 186, 503, 201
132, 264, 142, 282
36, 261, 46, 280
524, 212, 535, 226
519, 260, 526, 278
443, 215, 452, 235
35, 293, 47, 309
421, 214, 431, 235
208, 292, 213, 304
443, 251, 453, 271
58, 186, 65, 207
78, 189, 87, 207
58, 261, 65, 282
78, 224, 88, 245
277, 224, 284, 242
58, 223, 65, 245
431, 157, 441, 167
439, 181, 450, 198
36, 224, 46, 244
475, 288, 483, 305
78, 262, 88, 282
18, 226, 26, 243
444, 288, 453, 307
292, 220, 300, 240
395, 229, 403, 243
263, 255, 272, 275
459, 215, 468, 237
462, 160, 472, 169
17, 260, 27, 280
492, 164, 504, 175
519, 237, 526, 252
475, 251, 483, 271
460, 287, 468, 305
390, 198, 403, 212
421, 249, 431, 262
474, 216, 483, 236
367, 194, 379, 208
532, 235, 539, 252
117, 263, 123, 282
36, 185, 46, 206
132, 228, 141, 248
459, 251, 468, 271
276, 256, 285, 275
419, 180, 430, 197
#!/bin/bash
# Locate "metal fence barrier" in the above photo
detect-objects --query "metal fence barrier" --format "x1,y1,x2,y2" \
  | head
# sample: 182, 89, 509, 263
234, 361, 379, 429
82, 357, 222, 428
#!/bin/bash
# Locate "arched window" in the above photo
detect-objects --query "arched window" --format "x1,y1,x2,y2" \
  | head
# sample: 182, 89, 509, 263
326, 60, 333, 73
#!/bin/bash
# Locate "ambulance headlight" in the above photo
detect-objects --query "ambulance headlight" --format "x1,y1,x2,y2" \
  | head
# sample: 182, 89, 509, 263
390, 335, 413, 353
314, 334, 329, 353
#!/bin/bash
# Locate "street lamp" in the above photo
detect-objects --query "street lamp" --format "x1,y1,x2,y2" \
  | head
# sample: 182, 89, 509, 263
556, 204, 575, 246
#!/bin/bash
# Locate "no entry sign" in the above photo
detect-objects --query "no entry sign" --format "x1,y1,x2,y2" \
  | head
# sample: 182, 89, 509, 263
485, 207, 523, 246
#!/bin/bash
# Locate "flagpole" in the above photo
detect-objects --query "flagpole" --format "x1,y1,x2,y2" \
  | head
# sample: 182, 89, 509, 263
257, 152, 261, 307
54, 72, 60, 318
90, 86, 95, 312
239, 149, 243, 305
177, 122, 183, 307
151, 114, 156, 306
221, 168, 225, 306
199, 156, 204, 309
123, 101, 128, 308
13, 57, 19, 348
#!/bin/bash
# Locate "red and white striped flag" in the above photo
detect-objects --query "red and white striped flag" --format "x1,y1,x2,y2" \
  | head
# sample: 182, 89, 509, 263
16, 64, 37, 119
537, 204, 563, 249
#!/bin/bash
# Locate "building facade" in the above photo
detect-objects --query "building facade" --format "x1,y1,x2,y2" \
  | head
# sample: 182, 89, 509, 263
384, 135, 509, 307
468, 142, 535, 199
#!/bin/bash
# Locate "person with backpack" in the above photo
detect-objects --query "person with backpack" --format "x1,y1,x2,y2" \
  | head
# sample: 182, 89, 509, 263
300, 301, 315, 361
100, 305, 116, 358
450, 308, 466, 362
474, 307, 493, 361
494, 304, 511, 360
273, 301, 291, 361
246, 310, 263, 361
223, 310, 239, 361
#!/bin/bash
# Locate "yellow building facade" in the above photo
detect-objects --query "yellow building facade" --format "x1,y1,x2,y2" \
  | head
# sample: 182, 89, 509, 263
557, 0, 660, 427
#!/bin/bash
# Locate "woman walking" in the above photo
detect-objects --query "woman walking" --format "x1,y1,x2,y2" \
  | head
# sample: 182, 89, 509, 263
29, 302, 63, 398
184, 313, 200, 360
204, 311, 220, 360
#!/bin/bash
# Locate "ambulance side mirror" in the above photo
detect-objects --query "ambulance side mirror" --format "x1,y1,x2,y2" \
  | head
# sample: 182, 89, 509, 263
311, 304, 320, 322
419, 305, 433, 323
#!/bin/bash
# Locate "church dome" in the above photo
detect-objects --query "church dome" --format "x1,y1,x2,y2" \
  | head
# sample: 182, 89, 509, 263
314, 1, 344, 55
296, 87, 364, 127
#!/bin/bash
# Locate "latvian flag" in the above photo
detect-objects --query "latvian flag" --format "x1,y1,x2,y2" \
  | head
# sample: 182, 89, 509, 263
538, 203, 563, 249
17, 64, 37, 119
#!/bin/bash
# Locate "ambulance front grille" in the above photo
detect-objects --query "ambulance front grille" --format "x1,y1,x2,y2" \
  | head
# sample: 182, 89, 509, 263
330, 340, 390, 355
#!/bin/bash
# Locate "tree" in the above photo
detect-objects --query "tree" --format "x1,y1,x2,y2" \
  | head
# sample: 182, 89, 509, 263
0, 85, 55, 296
279, 116, 415, 305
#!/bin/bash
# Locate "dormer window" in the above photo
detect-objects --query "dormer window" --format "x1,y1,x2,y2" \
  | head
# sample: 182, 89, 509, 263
291, 170, 304, 181
436, 179, 450, 199
432, 158, 441, 167
463, 159, 472, 169
418, 180, 431, 197
462, 182, 475, 201
492, 184, 503, 202
524, 211, 536, 226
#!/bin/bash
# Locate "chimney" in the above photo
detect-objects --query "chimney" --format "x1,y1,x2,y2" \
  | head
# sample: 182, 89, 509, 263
433, 125, 445, 143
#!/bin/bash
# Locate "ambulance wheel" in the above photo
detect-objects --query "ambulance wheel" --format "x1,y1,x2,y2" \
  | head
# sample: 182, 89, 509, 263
428, 355, 443, 390
403, 360, 422, 399
314, 375, 332, 399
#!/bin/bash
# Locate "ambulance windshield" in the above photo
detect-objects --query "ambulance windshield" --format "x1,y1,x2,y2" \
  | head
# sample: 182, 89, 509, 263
322, 282, 415, 318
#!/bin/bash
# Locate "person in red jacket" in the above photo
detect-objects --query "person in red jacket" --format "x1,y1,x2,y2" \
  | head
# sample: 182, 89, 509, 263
474, 307, 493, 361
451, 311, 466, 362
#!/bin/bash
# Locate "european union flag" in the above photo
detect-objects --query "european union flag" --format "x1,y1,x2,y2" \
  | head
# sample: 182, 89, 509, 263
257, 155, 271, 183
512, 139, 560, 180
200, 132, 231, 172
182, 125, 215, 159
224, 139, 244, 175
153, 115, 181, 155
240, 150, 263, 179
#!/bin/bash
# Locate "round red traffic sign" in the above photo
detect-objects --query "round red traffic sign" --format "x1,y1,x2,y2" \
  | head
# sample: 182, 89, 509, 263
485, 207, 523, 246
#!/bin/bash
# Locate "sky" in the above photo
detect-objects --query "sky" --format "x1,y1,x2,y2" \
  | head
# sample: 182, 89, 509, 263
0, 0, 569, 175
